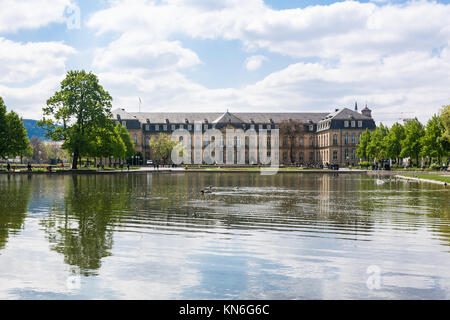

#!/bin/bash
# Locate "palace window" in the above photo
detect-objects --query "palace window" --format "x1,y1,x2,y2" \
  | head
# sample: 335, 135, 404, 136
299, 137, 304, 146
171, 124, 176, 131
333, 151, 338, 160
344, 121, 349, 128
299, 152, 304, 161
351, 121, 356, 128
345, 149, 349, 160
122, 121, 127, 127
344, 133, 349, 145
358, 121, 362, 128
352, 133, 356, 144
155, 124, 159, 131
188, 124, 192, 131
133, 135, 138, 144
163, 125, 167, 131
333, 134, 338, 146
145, 124, 150, 131
228, 136, 233, 147
145, 137, 149, 147
309, 152, 314, 161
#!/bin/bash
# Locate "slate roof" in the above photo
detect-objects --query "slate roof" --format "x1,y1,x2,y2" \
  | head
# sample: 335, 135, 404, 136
213, 111, 244, 124
321, 108, 372, 121
112, 108, 329, 124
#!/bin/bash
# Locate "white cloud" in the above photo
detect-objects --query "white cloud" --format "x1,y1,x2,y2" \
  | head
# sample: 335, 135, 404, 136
0, 38, 75, 119
93, 32, 201, 74
1, 0, 449, 124
0, 0, 70, 33
84, 0, 450, 125
0, 38, 75, 83
245, 55, 268, 71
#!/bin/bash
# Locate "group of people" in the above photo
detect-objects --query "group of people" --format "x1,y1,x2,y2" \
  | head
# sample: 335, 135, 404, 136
96, 163, 130, 171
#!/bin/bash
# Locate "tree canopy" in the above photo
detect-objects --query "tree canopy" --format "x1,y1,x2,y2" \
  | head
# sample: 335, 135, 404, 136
0, 96, 31, 161
149, 133, 179, 164
38, 70, 115, 168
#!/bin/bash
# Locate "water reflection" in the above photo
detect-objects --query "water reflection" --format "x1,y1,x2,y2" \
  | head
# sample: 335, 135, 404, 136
0, 173, 449, 299
40, 175, 137, 276
0, 175, 32, 250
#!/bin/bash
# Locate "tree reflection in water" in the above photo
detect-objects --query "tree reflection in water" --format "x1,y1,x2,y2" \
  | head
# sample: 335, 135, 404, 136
0, 175, 33, 250
40, 175, 136, 276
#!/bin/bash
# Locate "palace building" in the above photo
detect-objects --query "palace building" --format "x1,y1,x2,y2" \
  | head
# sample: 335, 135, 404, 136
112, 104, 376, 167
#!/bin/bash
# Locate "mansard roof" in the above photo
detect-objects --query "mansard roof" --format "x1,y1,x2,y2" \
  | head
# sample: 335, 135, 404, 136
213, 111, 244, 124
323, 108, 372, 121
112, 109, 329, 124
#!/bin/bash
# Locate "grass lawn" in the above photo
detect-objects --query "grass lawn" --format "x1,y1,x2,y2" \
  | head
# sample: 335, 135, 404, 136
403, 174, 450, 183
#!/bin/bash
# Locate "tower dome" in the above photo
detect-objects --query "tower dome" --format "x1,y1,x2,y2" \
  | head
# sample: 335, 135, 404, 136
361, 105, 372, 118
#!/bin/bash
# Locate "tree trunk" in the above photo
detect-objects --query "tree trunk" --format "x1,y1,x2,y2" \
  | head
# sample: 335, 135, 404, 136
72, 148, 79, 169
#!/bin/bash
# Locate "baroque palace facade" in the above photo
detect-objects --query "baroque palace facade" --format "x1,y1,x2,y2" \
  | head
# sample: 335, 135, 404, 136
112, 105, 376, 167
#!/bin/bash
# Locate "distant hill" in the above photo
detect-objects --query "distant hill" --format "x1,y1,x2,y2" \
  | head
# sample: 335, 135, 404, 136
23, 119, 48, 140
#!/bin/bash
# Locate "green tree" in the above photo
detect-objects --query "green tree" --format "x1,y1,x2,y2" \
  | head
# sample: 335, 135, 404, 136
383, 122, 405, 162
441, 105, 450, 143
0, 97, 31, 162
87, 123, 134, 164
356, 129, 372, 161
115, 124, 135, 160
6, 110, 31, 162
0, 97, 8, 160
400, 118, 425, 166
367, 124, 389, 162
38, 70, 113, 169
421, 115, 446, 164
149, 133, 179, 164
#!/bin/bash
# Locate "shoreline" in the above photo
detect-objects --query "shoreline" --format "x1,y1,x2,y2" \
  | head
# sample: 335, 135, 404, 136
1, 168, 448, 176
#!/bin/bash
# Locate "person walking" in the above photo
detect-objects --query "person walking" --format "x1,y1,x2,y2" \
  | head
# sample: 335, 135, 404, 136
6, 162, 10, 172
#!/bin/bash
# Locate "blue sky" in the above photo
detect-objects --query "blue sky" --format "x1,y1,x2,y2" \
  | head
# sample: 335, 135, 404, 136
1, 0, 450, 125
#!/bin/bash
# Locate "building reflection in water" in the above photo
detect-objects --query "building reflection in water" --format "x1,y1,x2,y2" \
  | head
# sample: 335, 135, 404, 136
17, 172, 449, 276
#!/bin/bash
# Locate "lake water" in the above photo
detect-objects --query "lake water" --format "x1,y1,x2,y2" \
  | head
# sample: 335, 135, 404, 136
0, 172, 449, 299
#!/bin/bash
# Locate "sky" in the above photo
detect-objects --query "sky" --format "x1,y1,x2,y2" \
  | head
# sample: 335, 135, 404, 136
1, 0, 450, 126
